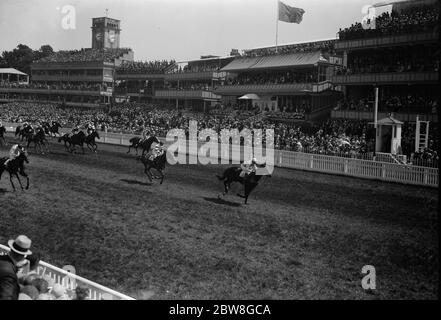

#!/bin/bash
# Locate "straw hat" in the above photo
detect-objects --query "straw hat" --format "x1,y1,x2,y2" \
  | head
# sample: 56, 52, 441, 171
8, 235, 32, 256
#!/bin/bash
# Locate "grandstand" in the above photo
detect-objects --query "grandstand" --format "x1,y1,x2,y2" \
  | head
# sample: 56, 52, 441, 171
0, 18, 134, 108
332, 0, 439, 124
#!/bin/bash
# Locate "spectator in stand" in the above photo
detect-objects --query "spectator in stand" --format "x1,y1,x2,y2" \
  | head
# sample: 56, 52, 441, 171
19, 285, 40, 300
73, 285, 89, 300
0, 235, 32, 300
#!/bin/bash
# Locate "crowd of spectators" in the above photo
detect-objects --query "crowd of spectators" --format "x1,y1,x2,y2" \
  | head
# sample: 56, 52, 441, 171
1, 101, 438, 163
0, 81, 104, 92
337, 46, 439, 75
334, 94, 438, 114
338, 4, 439, 40
223, 70, 318, 86
166, 63, 221, 74
243, 40, 336, 57
35, 48, 132, 64
117, 60, 176, 74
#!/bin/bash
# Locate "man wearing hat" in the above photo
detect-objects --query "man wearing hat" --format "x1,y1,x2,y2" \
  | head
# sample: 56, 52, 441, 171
0, 235, 32, 300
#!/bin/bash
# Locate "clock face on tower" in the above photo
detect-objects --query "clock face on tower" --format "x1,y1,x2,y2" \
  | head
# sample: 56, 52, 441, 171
109, 30, 115, 43
95, 32, 103, 41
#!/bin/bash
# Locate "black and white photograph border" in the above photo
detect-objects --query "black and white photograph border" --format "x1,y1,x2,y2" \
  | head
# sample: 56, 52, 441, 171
0, 0, 438, 307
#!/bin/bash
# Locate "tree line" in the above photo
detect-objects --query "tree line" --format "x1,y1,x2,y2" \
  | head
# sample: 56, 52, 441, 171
0, 44, 54, 75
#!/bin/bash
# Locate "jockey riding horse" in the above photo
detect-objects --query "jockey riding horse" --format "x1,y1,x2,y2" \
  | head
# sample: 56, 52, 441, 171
26, 125, 49, 154
139, 142, 166, 184
0, 121, 6, 146
216, 157, 270, 204
0, 144, 30, 191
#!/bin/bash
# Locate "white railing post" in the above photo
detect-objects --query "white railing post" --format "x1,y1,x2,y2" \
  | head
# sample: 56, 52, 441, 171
423, 168, 428, 185
310, 154, 314, 169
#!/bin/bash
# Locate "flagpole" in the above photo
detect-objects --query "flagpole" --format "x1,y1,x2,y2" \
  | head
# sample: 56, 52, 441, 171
275, 0, 279, 53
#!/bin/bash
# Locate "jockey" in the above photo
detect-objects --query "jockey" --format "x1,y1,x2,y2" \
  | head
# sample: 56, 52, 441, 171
86, 122, 95, 135
5, 144, 24, 165
149, 142, 164, 161
239, 157, 258, 178
70, 125, 79, 136
141, 129, 151, 143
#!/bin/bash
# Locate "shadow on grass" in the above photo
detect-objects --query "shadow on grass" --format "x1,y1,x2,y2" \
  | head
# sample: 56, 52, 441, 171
203, 196, 241, 207
120, 178, 152, 186
0, 187, 8, 194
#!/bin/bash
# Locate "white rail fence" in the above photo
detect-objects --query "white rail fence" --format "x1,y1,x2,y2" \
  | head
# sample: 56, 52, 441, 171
0, 244, 135, 300
4, 123, 438, 187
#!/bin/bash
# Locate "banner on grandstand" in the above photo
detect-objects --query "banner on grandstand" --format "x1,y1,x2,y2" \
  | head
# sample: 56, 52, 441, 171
278, 1, 305, 24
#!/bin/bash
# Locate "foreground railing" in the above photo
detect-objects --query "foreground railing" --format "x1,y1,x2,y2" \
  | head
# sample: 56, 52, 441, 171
0, 244, 135, 300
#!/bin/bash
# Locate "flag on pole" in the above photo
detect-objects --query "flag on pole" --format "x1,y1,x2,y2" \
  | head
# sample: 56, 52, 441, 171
278, 1, 305, 24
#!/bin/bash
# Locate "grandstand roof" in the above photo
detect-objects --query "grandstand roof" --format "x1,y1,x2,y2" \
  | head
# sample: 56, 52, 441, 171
370, 115, 404, 125
221, 51, 329, 72
0, 68, 28, 76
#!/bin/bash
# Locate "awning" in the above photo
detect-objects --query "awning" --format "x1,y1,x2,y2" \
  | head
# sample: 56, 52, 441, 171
221, 51, 328, 72
238, 94, 261, 100
369, 115, 404, 126
0, 68, 28, 76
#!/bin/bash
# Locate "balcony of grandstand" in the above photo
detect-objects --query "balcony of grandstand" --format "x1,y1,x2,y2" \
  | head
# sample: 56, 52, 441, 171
115, 56, 234, 111
213, 40, 343, 121
331, 0, 439, 122
0, 48, 134, 107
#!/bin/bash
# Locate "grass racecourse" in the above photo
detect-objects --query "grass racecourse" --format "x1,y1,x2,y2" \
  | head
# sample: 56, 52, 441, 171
0, 133, 438, 299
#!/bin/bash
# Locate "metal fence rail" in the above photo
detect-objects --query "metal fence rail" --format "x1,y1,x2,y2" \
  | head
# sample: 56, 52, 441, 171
3, 122, 438, 187
0, 244, 135, 300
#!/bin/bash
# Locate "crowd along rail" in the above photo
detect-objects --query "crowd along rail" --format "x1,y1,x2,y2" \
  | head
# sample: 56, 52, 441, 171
0, 244, 135, 300
3, 123, 438, 187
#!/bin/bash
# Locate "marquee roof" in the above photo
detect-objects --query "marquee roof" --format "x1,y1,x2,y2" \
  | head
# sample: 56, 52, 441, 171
0, 68, 28, 76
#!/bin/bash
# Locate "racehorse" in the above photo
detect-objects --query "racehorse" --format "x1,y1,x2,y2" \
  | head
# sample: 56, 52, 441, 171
128, 136, 160, 156
216, 165, 270, 204
49, 121, 62, 137
26, 128, 49, 154
0, 150, 30, 191
58, 133, 72, 151
84, 130, 100, 153
15, 125, 33, 141
68, 131, 86, 153
0, 125, 6, 147
139, 151, 167, 184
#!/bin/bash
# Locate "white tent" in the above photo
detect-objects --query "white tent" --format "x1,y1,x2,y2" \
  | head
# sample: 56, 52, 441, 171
238, 93, 261, 100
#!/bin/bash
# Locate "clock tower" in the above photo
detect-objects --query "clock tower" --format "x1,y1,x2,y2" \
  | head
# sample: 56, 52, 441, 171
91, 17, 121, 49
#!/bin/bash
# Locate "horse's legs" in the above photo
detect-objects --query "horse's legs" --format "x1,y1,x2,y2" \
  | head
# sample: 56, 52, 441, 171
9, 173, 16, 191
159, 169, 164, 185
86, 143, 93, 152
15, 172, 24, 190
20, 170, 29, 189
144, 166, 153, 183
93, 143, 98, 153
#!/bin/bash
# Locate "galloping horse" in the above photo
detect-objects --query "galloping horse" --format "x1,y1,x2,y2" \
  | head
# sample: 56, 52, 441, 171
15, 125, 33, 141
84, 130, 100, 153
139, 152, 167, 184
26, 128, 49, 154
49, 121, 62, 137
0, 151, 30, 191
58, 133, 72, 151
127, 136, 160, 156
216, 164, 270, 204
68, 131, 86, 153
0, 125, 6, 146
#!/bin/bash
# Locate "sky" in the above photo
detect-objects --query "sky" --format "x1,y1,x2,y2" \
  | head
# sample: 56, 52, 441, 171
0, 0, 397, 61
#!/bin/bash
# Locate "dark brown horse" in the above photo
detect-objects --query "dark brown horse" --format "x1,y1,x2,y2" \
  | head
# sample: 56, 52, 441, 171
0, 151, 30, 191
216, 165, 270, 204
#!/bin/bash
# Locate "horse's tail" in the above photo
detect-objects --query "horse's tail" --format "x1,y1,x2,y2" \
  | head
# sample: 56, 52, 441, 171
216, 174, 225, 181
129, 137, 138, 143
